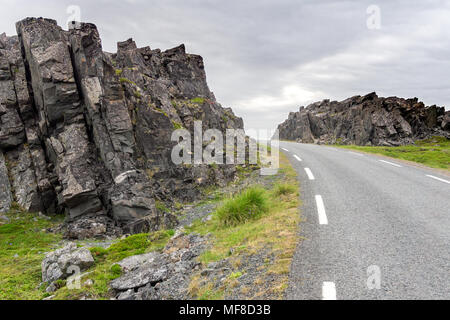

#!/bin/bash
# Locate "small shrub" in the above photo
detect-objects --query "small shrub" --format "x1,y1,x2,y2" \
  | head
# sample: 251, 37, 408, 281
273, 183, 297, 196
229, 271, 243, 279
89, 247, 108, 258
216, 186, 269, 227
54, 279, 67, 289
110, 264, 122, 278
155, 201, 169, 213
190, 97, 205, 104
171, 121, 183, 130
119, 77, 136, 86
134, 90, 142, 99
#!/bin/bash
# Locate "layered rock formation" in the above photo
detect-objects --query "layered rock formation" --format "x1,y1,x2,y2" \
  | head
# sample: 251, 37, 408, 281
276, 92, 449, 146
0, 18, 243, 238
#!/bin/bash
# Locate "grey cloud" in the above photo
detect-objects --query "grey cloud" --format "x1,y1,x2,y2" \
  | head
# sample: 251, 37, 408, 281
0, 0, 448, 134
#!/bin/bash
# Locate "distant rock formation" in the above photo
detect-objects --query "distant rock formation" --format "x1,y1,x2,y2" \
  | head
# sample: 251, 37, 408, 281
276, 92, 449, 146
0, 18, 243, 238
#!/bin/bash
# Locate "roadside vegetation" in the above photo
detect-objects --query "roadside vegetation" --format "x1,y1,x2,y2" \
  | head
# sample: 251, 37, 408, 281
0, 203, 176, 300
336, 136, 450, 170
187, 152, 301, 299
0, 152, 301, 300
0, 203, 63, 300
52, 230, 175, 300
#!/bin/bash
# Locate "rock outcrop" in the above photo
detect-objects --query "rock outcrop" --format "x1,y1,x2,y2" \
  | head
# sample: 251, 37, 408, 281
276, 92, 450, 146
0, 18, 243, 238
111, 231, 207, 300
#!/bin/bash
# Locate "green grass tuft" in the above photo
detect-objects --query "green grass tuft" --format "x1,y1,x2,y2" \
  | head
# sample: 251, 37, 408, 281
171, 120, 184, 130
110, 264, 122, 278
155, 200, 170, 213
216, 186, 269, 227
190, 97, 206, 104
272, 183, 297, 196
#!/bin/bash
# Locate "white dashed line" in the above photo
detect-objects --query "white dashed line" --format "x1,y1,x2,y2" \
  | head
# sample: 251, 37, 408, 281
304, 168, 315, 180
426, 175, 450, 184
322, 282, 336, 300
379, 160, 402, 168
315, 195, 328, 225
293, 155, 302, 162
281, 148, 289, 152
347, 151, 363, 156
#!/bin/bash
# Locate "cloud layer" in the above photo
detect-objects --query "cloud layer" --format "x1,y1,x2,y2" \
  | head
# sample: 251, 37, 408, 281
1, 0, 448, 133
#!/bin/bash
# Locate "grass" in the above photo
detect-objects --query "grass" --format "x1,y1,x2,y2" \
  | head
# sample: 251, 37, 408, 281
186, 152, 301, 299
52, 230, 175, 300
273, 183, 297, 197
155, 200, 170, 214
190, 97, 206, 104
215, 186, 269, 227
171, 120, 184, 130
0, 201, 175, 300
0, 204, 63, 300
336, 136, 450, 170
133, 90, 142, 99
0, 149, 301, 301
119, 77, 136, 86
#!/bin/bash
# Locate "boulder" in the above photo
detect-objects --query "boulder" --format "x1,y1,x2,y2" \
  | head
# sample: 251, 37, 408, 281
41, 242, 94, 283
111, 232, 207, 300
62, 214, 122, 240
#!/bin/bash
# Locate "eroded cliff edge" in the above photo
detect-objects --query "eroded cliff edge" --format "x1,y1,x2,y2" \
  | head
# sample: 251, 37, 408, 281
0, 18, 244, 238
276, 92, 450, 146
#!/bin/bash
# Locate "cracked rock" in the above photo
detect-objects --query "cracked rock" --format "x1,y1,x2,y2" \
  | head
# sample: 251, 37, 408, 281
41, 242, 94, 283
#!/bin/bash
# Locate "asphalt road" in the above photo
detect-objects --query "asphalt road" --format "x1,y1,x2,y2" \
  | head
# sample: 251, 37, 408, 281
280, 142, 450, 300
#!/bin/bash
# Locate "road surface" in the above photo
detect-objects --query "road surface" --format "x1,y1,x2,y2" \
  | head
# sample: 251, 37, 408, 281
280, 142, 449, 300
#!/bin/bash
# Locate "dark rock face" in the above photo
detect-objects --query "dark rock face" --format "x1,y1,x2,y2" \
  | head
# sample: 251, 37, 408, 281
0, 18, 243, 238
276, 92, 450, 146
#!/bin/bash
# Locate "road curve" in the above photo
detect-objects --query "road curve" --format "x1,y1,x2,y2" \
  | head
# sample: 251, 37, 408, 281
281, 142, 450, 300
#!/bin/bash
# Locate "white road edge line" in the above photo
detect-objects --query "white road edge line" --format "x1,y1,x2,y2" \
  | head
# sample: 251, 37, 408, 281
281, 148, 289, 152
426, 175, 450, 184
322, 282, 336, 300
315, 195, 328, 225
347, 151, 363, 156
293, 155, 302, 162
304, 168, 315, 180
379, 160, 402, 168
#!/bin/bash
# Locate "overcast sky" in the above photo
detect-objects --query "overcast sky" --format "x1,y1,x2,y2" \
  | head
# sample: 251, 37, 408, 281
1, 0, 449, 133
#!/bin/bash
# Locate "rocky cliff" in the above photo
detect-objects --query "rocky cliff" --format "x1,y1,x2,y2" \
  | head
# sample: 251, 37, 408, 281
0, 18, 243, 238
276, 92, 450, 146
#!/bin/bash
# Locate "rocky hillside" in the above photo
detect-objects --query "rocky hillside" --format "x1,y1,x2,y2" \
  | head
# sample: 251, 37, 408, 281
0, 18, 243, 239
276, 92, 450, 146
